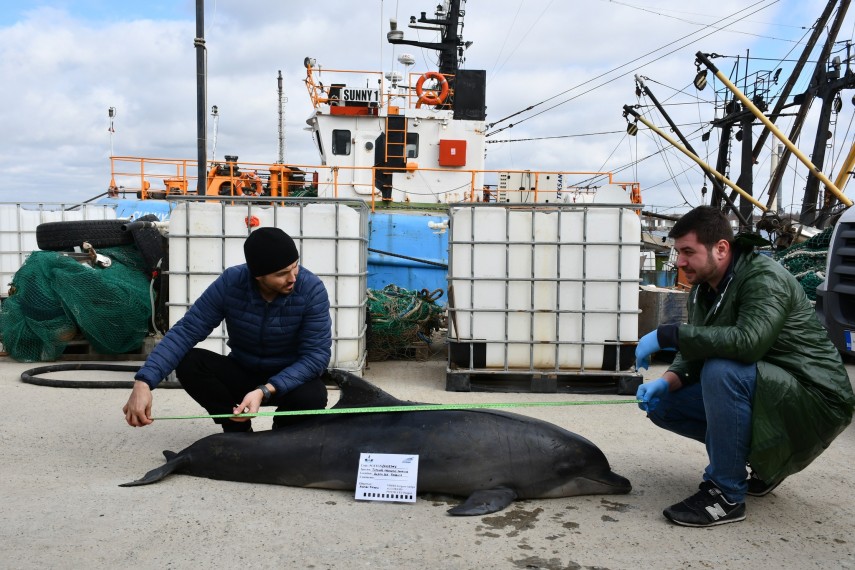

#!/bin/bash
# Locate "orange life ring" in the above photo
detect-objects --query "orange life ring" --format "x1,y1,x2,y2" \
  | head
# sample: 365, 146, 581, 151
415, 71, 449, 107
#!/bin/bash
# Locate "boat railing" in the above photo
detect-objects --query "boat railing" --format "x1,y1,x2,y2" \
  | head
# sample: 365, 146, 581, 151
107, 156, 641, 210
303, 64, 460, 112
305, 65, 386, 110
109, 156, 195, 199
402, 71, 455, 110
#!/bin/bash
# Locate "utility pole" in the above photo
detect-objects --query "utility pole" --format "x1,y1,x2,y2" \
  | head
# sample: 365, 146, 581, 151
194, 0, 207, 194
278, 70, 286, 164
769, 143, 783, 214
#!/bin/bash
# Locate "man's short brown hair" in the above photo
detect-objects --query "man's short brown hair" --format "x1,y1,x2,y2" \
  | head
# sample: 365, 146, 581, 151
668, 206, 734, 248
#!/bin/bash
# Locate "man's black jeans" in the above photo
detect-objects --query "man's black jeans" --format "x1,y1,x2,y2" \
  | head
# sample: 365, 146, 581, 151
175, 348, 328, 432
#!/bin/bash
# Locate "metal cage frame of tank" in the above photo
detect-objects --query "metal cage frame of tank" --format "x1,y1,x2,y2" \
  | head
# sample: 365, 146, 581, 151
164, 196, 369, 374
445, 202, 643, 394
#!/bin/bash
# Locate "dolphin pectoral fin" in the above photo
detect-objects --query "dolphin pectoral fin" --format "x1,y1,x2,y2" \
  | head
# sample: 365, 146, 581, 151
447, 487, 518, 516
119, 451, 188, 487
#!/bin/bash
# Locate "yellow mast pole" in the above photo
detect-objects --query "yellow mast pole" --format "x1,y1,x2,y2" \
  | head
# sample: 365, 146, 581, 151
833, 140, 855, 192
623, 106, 767, 211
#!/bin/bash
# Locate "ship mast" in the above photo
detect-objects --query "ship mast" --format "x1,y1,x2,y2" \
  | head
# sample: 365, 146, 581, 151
386, 0, 466, 77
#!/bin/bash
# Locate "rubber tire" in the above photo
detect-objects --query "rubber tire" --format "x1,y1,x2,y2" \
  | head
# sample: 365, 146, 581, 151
36, 219, 133, 251
20, 363, 181, 389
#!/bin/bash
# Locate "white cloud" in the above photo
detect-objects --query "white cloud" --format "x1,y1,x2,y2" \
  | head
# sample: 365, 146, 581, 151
0, 0, 850, 217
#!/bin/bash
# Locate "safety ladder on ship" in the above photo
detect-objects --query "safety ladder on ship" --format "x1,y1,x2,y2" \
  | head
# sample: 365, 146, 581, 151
381, 114, 408, 200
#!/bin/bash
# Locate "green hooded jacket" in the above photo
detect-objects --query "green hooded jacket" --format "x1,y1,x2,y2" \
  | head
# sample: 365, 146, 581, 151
668, 240, 855, 484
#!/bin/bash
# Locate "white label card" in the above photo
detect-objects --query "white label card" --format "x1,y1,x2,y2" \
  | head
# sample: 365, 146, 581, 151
355, 453, 419, 503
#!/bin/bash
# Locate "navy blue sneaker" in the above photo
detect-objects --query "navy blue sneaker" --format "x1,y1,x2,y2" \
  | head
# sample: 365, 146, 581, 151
663, 481, 746, 527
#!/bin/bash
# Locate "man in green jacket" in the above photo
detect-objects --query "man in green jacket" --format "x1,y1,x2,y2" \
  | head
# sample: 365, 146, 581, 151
635, 206, 854, 528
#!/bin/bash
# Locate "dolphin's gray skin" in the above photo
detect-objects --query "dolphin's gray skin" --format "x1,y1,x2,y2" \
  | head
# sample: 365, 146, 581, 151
121, 369, 631, 515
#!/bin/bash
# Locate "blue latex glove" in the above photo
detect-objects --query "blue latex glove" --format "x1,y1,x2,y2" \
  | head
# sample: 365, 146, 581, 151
635, 330, 660, 370
635, 330, 676, 370
636, 378, 669, 412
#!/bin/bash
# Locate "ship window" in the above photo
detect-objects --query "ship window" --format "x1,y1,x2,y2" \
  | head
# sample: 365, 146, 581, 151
332, 130, 351, 155
406, 133, 419, 158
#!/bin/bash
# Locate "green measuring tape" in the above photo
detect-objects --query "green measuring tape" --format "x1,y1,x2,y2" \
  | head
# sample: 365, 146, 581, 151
153, 399, 641, 420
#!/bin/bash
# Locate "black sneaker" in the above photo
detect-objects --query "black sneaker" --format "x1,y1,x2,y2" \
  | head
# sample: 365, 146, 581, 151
663, 481, 746, 527
746, 468, 783, 497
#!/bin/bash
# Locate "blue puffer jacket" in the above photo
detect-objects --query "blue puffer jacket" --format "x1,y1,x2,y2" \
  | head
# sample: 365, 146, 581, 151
135, 264, 331, 393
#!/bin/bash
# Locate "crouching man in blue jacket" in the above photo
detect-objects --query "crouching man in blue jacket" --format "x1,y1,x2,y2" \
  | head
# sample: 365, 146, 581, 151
123, 227, 332, 432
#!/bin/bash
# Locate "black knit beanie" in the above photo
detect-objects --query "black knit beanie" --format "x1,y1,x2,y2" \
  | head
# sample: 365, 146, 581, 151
243, 227, 300, 277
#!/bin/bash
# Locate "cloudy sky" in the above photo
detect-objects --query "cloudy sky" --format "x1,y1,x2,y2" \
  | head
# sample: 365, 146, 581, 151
0, 0, 851, 215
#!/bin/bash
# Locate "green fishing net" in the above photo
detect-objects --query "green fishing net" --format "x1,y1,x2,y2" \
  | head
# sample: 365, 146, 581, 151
366, 284, 444, 361
0, 245, 152, 361
773, 226, 834, 301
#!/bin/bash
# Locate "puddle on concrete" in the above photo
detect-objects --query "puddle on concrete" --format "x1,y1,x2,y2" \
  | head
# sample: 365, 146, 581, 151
510, 555, 611, 570
421, 493, 458, 508
599, 499, 633, 513
481, 506, 543, 536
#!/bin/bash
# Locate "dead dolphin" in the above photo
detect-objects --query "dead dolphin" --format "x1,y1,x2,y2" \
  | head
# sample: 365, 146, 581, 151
121, 369, 631, 515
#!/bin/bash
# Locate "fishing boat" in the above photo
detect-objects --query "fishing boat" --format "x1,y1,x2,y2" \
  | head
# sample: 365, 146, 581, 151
0, 0, 647, 393
96, 0, 642, 296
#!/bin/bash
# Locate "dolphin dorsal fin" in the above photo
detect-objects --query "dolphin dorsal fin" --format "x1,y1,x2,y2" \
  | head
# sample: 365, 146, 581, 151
326, 369, 417, 409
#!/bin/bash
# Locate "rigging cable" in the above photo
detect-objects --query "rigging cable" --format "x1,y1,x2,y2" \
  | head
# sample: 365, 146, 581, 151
484, 0, 781, 137
489, 0, 555, 83
600, 0, 805, 43
488, 0, 524, 81
642, 109, 697, 206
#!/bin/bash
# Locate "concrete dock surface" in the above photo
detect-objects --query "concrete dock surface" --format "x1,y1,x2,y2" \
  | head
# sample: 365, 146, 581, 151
1, 351, 852, 569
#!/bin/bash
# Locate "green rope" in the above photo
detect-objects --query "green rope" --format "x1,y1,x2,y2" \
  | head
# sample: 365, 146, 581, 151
153, 399, 641, 420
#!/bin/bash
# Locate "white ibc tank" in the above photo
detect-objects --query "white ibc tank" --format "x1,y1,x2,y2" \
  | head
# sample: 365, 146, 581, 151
168, 200, 367, 372
449, 197, 640, 371
0, 203, 117, 297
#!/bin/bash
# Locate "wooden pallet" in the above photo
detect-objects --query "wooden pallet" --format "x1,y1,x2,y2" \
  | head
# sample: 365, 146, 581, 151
446, 369, 641, 395
59, 337, 154, 361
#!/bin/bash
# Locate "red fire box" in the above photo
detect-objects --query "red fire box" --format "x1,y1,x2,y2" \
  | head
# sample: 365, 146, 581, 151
438, 139, 467, 166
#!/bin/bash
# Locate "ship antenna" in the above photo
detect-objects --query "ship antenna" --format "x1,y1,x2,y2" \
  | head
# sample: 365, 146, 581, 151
107, 106, 118, 197
278, 70, 287, 164
210, 105, 219, 161
107, 107, 117, 157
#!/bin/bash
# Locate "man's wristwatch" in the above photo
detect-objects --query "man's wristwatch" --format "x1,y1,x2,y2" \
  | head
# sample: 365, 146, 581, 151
257, 384, 272, 404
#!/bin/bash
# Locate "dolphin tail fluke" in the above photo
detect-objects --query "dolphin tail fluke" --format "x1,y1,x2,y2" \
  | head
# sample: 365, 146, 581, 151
119, 450, 188, 487
447, 487, 518, 516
